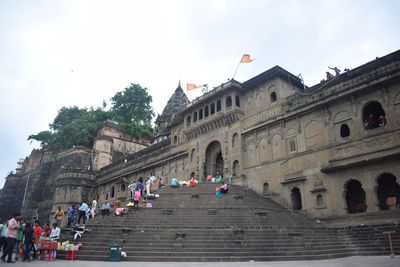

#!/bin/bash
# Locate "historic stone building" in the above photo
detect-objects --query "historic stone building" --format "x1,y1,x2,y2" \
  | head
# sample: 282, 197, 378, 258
1, 49, 400, 223
95, 49, 400, 219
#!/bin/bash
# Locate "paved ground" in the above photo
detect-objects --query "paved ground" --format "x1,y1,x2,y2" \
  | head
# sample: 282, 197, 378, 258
5, 256, 399, 267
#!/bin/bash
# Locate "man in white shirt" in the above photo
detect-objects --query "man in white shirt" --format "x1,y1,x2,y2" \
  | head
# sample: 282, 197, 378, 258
49, 223, 60, 258
49, 223, 60, 240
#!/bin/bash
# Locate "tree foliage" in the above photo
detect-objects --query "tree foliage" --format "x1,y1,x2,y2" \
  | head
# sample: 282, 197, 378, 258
28, 83, 154, 150
111, 83, 154, 138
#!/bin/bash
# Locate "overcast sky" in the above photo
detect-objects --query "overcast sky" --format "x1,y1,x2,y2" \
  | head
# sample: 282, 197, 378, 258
1, 0, 399, 187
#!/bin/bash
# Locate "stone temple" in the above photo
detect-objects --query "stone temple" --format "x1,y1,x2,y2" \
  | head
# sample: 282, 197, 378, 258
0, 49, 399, 260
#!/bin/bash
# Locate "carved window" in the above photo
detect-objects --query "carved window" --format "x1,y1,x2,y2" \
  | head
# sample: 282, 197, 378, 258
121, 184, 126, 192
232, 133, 238, 148
193, 111, 197, 122
232, 160, 240, 176
263, 183, 269, 194
340, 124, 350, 138
217, 100, 222, 112
259, 138, 269, 162
186, 116, 191, 126
270, 92, 277, 102
199, 108, 203, 120
363, 101, 386, 130
395, 93, 400, 112
174, 135, 178, 144
226, 96, 232, 108
106, 194, 108, 200
111, 186, 115, 198
190, 148, 196, 162
316, 194, 324, 207
210, 103, 215, 114
235, 95, 240, 107
289, 139, 296, 152
204, 106, 209, 117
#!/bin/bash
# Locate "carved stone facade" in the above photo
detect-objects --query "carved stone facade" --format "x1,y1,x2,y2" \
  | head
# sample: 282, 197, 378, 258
93, 121, 150, 170
96, 50, 400, 219
2, 50, 400, 222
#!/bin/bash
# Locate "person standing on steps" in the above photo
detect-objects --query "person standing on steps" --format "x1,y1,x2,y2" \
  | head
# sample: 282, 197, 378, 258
66, 204, 76, 228
133, 189, 141, 212
54, 206, 64, 227
146, 177, 151, 196
136, 177, 144, 196
78, 201, 89, 225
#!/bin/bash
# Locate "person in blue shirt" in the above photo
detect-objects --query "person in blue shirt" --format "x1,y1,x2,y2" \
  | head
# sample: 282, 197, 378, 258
171, 177, 179, 186
78, 201, 89, 225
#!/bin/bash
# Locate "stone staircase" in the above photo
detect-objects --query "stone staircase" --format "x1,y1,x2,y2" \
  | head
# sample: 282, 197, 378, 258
57, 183, 400, 261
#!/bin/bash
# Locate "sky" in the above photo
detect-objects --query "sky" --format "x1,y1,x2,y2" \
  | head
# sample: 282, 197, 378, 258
0, 0, 399, 187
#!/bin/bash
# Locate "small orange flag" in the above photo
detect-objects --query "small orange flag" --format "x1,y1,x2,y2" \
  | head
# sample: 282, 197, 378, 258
240, 54, 254, 63
187, 83, 206, 91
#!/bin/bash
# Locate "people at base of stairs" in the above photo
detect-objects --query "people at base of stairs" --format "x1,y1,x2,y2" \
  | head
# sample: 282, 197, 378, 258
31, 220, 43, 260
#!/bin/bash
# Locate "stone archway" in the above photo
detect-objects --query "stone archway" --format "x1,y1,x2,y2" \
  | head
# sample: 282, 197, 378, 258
291, 187, 302, 210
205, 141, 224, 179
344, 179, 366, 213
376, 173, 400, 210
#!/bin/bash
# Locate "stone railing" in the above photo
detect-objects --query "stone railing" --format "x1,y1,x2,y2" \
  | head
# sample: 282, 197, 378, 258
184, 106, 244, 140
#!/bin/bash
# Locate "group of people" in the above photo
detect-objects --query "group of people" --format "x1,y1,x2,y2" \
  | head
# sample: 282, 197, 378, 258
364, 114, 387, 129
215, 181, 229, 196
63, 200, 98, 227
0, 213, 60, 263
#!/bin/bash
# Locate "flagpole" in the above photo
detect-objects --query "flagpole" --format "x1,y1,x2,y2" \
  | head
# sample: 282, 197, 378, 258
232, 61, 241, 80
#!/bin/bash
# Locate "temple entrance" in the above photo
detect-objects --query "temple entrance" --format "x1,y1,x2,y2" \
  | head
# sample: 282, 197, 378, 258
204, 141, 224, 179
376, 173, 400, 210
291, 187, 302, 210
344, 179, 367, 213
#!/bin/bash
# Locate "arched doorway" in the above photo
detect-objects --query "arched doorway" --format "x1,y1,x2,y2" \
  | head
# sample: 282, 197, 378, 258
205, 141, 224, 179
263, 183, 269, 194
376, 173, 400, 210
291, 187, 302, 210
344, 179, 367, 213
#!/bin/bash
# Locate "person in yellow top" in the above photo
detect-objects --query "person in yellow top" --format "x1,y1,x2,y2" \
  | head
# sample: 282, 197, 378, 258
54, 207, 64, 227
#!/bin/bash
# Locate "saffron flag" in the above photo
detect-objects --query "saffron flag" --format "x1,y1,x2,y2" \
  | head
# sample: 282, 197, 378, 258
187, 83, 206, 91
240, 54, 254, 63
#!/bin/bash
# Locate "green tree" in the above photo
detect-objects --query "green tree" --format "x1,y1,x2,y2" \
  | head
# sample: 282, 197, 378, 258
111, 83, 154, 138
28, 82, 155, 150
27, 131, 53, 148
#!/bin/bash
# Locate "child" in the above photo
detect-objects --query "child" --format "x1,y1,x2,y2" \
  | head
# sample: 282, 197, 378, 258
215, 185, 222, 197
